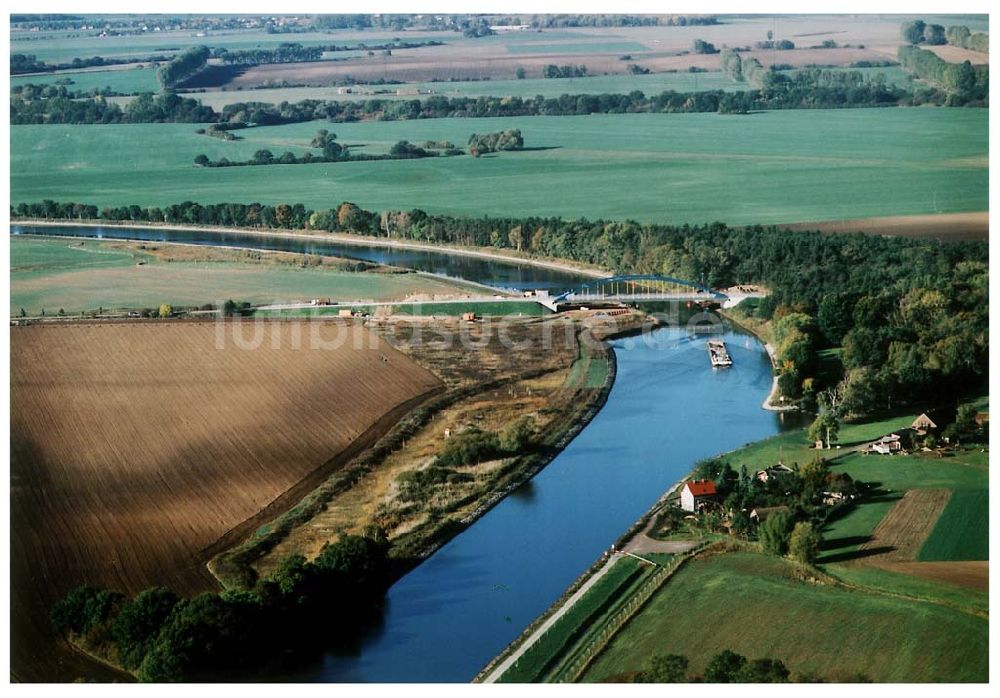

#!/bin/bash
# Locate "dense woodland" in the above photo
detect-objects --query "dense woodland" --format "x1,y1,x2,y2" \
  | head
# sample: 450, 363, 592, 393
15, 198, 989, 417
51, 534, 391, 682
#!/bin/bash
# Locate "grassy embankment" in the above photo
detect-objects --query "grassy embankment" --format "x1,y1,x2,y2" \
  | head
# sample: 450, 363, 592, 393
11, 109, 987, 226
213, 312, 623, 589
9, 235, 480, 315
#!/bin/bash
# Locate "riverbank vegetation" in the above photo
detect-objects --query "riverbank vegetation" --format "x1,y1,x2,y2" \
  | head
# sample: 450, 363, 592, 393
52, 533, 392, 681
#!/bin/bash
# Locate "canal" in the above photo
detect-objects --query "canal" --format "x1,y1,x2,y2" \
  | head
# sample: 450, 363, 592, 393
12, 224, 799, 682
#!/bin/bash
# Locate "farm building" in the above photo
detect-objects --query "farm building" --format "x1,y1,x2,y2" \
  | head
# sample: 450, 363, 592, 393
680, 479, 717, 512
462, 312, 477, 322
912, 413, 938, 435
822, 491, 847, 506
755, 463, 794, 483
868, 433, 904, 455
975, 411, 989, 426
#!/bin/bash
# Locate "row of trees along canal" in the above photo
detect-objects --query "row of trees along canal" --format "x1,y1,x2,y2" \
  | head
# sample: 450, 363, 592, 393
16, 198, 988, 425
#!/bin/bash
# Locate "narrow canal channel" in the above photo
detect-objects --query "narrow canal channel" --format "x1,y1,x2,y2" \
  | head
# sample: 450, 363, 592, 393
12, 224, 799, 682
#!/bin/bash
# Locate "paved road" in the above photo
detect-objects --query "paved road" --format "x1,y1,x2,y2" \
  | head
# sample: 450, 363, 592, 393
480, 552, 623, 684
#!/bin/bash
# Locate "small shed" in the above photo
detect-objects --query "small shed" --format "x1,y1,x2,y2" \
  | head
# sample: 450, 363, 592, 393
338, 309, 354, 318
462, 312, 477, 322
680, 479, 717, 512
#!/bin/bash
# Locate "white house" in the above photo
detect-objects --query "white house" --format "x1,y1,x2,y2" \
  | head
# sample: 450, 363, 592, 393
680, 479, 717, 512
869, 433, 903, 455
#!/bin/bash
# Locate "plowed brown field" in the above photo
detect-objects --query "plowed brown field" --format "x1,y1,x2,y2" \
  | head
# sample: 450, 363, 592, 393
11, 321, 442, 681
859, 489, 951, 561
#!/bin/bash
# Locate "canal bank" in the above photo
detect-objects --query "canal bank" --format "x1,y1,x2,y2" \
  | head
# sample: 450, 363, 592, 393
300, 324, 789, 682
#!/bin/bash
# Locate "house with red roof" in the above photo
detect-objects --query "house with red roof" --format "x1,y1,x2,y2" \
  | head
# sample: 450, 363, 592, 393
680, 479, 718, 512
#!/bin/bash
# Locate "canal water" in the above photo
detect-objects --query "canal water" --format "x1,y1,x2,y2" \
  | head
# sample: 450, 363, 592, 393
12, 224, 798, 682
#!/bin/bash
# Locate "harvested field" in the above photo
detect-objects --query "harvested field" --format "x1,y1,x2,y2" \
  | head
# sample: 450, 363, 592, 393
868, 561, 988, 592
782, 211, 989, 241
924, 44, 990, 66
858, 489, 951, 561
10, 321, 442, 681
223, 45, 892, 87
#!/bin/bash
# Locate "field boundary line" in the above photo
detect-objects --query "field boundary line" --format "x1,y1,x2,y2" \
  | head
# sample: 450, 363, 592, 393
558, 543, 711, 683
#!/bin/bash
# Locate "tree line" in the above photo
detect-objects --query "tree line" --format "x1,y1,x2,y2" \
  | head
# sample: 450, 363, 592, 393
51, 534, 391, 681
11, 52, 170, 75
467, 129, 523, 155
15, 69, 965, 127
10, 91, 216, 124
898, 45, 987, 103
903, 19, 988, 54
636, 649, 793, 683
157, 46, 210, 89
214, 40, 443, 66
542, 64, 588, 78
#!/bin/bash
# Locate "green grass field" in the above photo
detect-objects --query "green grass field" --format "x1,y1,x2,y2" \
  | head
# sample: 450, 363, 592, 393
11, 65, 160, 94
918, 489, 989, 561
822, 563, 988, 617
10, 108, 987, 225
581, 552, 988, 683
9, 235, 472, 314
